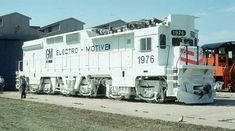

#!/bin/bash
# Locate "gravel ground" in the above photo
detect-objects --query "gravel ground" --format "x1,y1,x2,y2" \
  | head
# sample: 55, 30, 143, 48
1, 91, 235, 129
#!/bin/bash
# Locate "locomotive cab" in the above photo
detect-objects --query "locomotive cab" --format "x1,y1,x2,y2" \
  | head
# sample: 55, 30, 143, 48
168, 32, 215, 104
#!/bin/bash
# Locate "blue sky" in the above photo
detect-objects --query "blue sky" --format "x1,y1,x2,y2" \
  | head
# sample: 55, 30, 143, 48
1, 0, 235, 45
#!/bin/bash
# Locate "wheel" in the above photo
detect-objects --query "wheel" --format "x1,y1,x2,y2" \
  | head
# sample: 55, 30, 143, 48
156, 87, 165, 103
112, 95, 124, 101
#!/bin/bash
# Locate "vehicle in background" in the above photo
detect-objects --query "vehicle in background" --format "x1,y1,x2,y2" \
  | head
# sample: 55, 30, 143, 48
201, 41, 235, 91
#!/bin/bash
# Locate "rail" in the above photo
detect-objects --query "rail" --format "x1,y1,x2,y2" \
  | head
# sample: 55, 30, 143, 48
176, 45, 188, 68
176, 45, 201, 68
197, 46, 199, 65
229, 63, 235, 90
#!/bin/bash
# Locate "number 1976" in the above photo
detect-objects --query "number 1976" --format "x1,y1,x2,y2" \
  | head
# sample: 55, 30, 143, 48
137, 55, 154, 64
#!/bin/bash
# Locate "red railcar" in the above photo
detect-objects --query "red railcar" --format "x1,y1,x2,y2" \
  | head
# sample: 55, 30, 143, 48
201, 41, 235, 91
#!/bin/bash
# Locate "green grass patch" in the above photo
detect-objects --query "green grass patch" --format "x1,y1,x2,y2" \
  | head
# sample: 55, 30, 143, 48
0, 97, 231, 131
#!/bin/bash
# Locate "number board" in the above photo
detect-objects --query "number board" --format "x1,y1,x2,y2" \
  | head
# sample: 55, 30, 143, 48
171, 30, 186, 36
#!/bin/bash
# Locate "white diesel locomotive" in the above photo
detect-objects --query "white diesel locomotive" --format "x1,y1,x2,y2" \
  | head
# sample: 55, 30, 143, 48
16, 14, 215, 104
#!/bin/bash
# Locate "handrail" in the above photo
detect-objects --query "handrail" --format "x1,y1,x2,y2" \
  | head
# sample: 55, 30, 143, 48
223, 64, 228, 72
176, 46, 187, 68
186, 45, 188, 65
166, 45, 170, 67
229, 63, 235, 89
197, 46, 199, 65
229, 63, 235, 74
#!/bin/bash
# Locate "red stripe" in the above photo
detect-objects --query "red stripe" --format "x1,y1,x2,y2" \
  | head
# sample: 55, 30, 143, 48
180, 57, 197, 64
180, 48, 194, 56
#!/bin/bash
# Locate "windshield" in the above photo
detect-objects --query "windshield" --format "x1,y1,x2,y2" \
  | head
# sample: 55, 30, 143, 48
172, 38, 194, 46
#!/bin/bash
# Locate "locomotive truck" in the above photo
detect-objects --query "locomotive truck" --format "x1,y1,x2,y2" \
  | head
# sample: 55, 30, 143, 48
16, 14, 215, 104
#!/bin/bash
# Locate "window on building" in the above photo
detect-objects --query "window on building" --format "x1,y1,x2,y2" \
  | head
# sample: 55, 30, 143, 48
159, 34, 166, 49
0, 18, 3, 27
46, 36, 63, 44
66, 33, 80, 44
140, 37, 151, 51
48, 24, 60, 33
48, 27, 52, 33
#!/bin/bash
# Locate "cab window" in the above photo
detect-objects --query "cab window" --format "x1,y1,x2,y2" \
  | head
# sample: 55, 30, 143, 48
159, 34, 166, 49
172, 38, 181, 46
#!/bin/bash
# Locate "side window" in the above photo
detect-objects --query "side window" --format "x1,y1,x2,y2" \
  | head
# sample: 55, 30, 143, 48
66, 32, 80, 44
46, 36, 63, 44
47, 24, 60, 33
159, 34, 166, 49
0, 18, 3, 27
140, 38, 151, 52
126, 39, 132, 48
228, 51, 232, 59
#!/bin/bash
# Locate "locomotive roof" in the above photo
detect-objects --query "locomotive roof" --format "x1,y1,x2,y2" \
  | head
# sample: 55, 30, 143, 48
201, 41, 235, 49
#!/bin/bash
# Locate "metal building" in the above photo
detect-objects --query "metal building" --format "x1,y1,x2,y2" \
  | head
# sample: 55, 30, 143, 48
0, 12, 42, 90
39, 18, 85, 37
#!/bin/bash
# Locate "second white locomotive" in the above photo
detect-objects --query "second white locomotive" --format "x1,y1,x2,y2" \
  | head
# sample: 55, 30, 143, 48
16, 14, 215, 104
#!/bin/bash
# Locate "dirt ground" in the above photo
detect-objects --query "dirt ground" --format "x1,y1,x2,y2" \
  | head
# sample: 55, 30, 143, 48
0, 91, 235, 129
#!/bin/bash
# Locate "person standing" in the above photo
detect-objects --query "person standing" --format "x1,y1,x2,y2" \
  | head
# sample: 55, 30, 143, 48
20, 76, 27, 98
0, 75, 4, 94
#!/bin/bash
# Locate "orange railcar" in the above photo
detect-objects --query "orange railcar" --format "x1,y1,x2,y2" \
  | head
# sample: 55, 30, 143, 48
201, 41, 235, 91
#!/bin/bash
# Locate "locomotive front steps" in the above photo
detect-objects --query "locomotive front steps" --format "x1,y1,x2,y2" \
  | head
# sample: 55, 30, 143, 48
166, 67, 178, 91
166, 67, 178, 74
166, 67, 178, 83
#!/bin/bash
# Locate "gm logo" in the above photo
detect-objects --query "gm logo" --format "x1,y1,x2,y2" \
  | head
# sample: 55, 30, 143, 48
46, 48, 53, 63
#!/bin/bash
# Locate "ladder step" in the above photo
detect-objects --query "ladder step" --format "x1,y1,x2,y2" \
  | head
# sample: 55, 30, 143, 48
166, 80, 178, 83
167, 75, 178, 80
166, 69, 178, 74
167, 82, 178, 88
